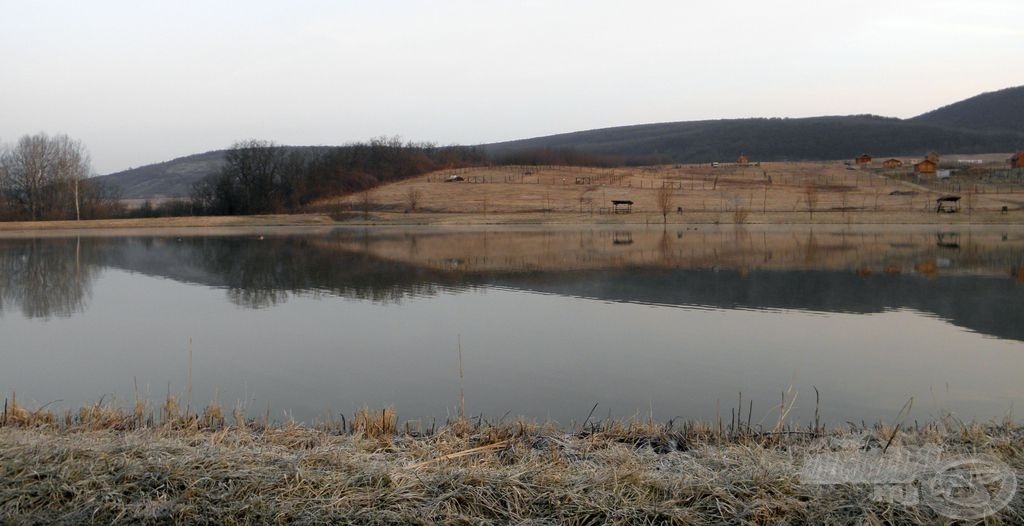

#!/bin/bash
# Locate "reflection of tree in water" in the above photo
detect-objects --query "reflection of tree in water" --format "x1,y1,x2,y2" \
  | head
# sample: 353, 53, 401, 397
178, 235, 471, 309
0, 238, 106, 319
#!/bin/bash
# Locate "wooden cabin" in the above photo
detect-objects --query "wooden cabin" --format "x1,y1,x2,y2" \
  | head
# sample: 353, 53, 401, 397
1010, 151, 1024, 169
737, 153, 749, 165
854, 154, 872, 165
935, 195, 961, 214
925, 151, 940, 164
914, 159, 937, 175
611, 200, 633, 214
883, 158, 903, 169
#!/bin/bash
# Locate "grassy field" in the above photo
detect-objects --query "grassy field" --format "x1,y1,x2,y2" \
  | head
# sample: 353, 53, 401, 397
3, 161, 1024, 231
1, 396, 1021, 524
314, 161, 1024, 225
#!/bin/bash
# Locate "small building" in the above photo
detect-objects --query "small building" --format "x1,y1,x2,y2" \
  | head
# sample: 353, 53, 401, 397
937, 169, 952, 179
1010, 151, 1024, 169
611, 200, 633, 214
914, 159, 937, 175
855, 154, 872, 165
883, 158, 903, 169
737, 153, 749, 165
935, 195, 961, 214
925, 151, 940, 164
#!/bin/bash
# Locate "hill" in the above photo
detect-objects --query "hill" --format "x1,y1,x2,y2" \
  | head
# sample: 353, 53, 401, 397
93, 150, 226, 199
97, 86, 1024, 199
484, 114, 1024, 164
910, 85, 1024, 132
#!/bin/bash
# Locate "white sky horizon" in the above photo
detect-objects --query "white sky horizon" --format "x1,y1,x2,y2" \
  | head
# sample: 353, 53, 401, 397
2, 1, 1022, 174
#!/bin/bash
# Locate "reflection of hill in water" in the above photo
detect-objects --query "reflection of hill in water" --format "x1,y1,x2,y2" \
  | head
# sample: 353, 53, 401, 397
489, 269, 1024, 342
2, 229, 1022, 341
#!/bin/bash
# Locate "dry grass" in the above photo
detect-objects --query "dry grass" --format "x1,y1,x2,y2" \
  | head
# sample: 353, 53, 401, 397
1, 396, 1021, 524
314, 162, 1024, 225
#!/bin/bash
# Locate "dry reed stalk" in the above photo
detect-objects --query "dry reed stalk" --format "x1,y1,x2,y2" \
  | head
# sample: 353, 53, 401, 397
407, 440, 509, 469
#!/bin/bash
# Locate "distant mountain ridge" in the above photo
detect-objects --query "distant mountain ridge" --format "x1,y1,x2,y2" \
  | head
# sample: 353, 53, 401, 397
909, 85, 1024, 132
97, 86, 1024, 199
483, 114, 1022, 164
93, 150, 226, 199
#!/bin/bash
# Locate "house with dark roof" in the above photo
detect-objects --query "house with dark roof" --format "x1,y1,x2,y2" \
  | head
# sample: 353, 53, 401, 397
914, 159, 937, 175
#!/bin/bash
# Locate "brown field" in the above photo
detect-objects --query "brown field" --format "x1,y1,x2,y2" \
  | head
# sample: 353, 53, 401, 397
315, 160, 1024, 225
2, 161, 1023, 231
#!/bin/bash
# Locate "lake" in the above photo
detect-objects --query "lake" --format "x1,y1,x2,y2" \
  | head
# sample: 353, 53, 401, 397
2, 225, 1023, 428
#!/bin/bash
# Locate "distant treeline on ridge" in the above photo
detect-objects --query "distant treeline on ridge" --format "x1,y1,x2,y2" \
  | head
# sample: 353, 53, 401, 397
188, 138, 486, 216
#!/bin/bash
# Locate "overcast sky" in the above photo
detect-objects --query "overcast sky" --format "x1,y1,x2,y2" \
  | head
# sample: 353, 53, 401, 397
2, 1, 1021, 173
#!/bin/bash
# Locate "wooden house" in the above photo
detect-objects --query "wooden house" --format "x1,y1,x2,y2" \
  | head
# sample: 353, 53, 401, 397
914, 159, 937, 175
611, 200, 633, 214
855, 154, 872, 165
1010, 151, 1024, 169
883, 158, 903, 169
737, 153, 749, 165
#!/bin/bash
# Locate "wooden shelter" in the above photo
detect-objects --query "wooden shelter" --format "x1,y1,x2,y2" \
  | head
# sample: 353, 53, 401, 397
1010, 151, 1024, 169
737, 153, 749, 165
611, 200, 633, 214
935, 195, 961, 213
854, 154, 872, 165
883, 158, 903, 169
914, 159, 937, 175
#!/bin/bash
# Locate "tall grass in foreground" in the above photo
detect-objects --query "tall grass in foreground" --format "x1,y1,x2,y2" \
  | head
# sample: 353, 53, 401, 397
1, 392, 1022, 524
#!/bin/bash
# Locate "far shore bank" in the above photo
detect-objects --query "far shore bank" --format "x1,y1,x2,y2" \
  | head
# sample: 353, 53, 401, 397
1, 208, 1024, 234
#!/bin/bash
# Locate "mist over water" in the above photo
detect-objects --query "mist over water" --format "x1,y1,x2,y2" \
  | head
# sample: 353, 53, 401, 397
2, 225, 1023, 426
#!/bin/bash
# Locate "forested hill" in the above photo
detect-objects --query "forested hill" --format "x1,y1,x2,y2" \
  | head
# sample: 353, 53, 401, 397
484, 114, 1024, 165
92, 150, 226, 199
910, 85, 1024, 132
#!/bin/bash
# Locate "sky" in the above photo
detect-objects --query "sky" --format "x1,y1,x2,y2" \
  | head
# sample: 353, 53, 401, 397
1, 1, 1022, 174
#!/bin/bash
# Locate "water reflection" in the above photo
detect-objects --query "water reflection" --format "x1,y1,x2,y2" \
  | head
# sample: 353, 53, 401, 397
2, 226, 1023, 339
0, 238, 103, 319
2, 226, 1024, 425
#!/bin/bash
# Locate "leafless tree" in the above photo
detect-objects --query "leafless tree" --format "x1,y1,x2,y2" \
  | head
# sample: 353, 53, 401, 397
52, 135, 91, 220
804, 183, 818, 220
0, 133, 92, 221
360, 190, 373, 219
656, 185, 673, 223
405, 187, 422, 212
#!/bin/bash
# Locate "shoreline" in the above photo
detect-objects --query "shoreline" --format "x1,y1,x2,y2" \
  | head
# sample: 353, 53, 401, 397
1, 209, 1023, 234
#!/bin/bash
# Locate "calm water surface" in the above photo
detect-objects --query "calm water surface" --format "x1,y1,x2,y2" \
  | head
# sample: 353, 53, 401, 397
2, 225, 1023, 426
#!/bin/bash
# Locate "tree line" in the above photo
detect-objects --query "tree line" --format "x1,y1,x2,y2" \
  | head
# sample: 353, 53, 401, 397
0, 133, 121, 221
189, 138, 487, 215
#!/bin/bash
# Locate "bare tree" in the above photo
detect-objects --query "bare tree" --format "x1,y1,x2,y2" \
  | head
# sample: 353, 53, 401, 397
0, 133, 92, 221
655, 184, 673, 224
405, 187, 422, 212
52, 135, 91, 220
1, 134, 54, 220
360, 190, 373, 219
803, 183, 818, 220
